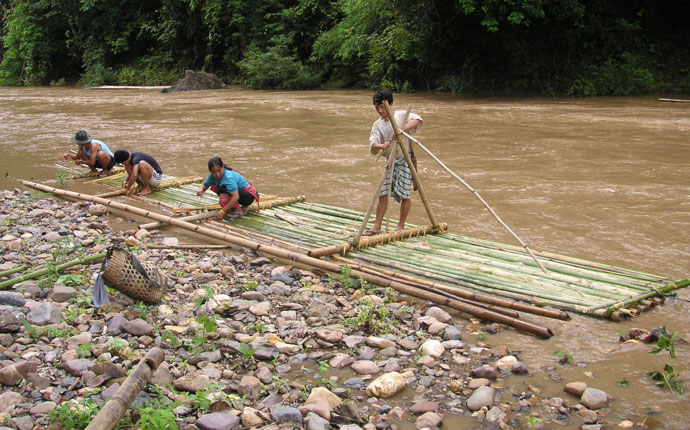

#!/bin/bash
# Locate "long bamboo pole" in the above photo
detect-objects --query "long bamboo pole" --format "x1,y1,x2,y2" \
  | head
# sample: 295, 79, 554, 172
85, 347, 165, 430
402, 131, 547, 273
383, 101, 439, 229
0, 265, 28, 278
18, 180, 553, 338
95, 176, 203, 198
0, 253, 106, 290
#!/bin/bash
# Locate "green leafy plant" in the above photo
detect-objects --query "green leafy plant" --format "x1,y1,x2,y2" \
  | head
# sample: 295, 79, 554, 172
48, 398, 100, 429
648, 327, 683, 394
476, 330, 485, 342
134, 301, 148, 319
343, 297, 394, 334
108, 338, 128, 353
526, 416, 544, 430
247, 321, 266, 334
55, 170, 67, 186
162, 332, 181, 348
617, 378, 629, 387
239, 280, 258, 293
553, 349, 573, 365
23, 321, 76, 340
134, 401, 178, 430
318, 360, 329, 374
77, 342, 92, 358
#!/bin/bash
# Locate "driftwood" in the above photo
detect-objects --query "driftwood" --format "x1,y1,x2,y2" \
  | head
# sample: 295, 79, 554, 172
85, 347, 165, 430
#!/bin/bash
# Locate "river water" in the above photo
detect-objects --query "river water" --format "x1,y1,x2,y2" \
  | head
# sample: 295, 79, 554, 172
1, 87, 689, 428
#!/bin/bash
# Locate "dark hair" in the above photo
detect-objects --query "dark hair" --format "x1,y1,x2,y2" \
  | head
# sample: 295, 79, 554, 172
207, 157, 231, 171
113, 150, 130, 164
373, 90, 393, 106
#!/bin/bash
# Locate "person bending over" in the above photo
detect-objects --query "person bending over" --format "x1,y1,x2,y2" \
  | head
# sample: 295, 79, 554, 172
63, 130, 115, 177
197, 157, 259, 221
113, 150, 163, 196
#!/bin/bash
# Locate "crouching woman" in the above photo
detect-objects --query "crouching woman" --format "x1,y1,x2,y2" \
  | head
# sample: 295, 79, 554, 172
197, 157, 259, 221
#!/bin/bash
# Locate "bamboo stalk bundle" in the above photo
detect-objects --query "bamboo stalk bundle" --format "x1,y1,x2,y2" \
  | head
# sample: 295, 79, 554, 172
18, 180, 554, 338
85, 347, 165, 430
67, 167, 125, 180
0, 253, 106, 290
88, 171, 127, 183
147, 244, 232, 250
309, 223, 448, 257
96, 175, 203, 198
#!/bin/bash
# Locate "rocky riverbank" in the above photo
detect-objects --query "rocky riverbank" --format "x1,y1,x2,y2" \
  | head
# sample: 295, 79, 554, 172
0, 189, 628, 430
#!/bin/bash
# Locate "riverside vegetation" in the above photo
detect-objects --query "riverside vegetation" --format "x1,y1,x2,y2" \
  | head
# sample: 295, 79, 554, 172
0, 188, 686, 430
0, 0, 689, 96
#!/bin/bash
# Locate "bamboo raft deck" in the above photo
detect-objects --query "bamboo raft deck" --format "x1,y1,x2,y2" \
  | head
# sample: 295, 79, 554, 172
33, 168, 690, 326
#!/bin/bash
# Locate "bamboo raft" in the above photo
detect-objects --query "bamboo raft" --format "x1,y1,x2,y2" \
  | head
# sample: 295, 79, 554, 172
16, 166, 689, 337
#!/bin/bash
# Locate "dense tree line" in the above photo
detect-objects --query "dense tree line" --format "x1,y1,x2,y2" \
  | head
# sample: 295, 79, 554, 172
1, 0, 688, 95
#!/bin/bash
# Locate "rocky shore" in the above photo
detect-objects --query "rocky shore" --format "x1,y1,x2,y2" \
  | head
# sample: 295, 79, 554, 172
0, 189, 626, 430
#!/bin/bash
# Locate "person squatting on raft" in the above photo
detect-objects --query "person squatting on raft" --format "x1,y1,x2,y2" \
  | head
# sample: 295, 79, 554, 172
365, 90, 423, 236
63, 130, 116, 177
113, 150, 163, 196
196, 157, 260, 222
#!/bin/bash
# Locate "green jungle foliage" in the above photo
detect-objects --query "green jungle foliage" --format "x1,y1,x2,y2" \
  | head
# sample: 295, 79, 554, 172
1, 0, 689, 95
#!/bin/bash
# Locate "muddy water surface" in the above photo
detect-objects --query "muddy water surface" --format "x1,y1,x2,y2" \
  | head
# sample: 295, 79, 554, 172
1, 87, 689, 428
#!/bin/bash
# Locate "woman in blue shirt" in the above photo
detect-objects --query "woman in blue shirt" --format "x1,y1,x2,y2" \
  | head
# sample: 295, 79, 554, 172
197, 157, 259, 221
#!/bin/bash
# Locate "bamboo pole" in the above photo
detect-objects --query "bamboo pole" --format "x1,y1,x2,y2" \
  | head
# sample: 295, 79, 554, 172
146, 244, 232, 250
18, 180, 554, 338
310, 224, 447, 257
402, 131, 547, 273
85, 347, 165, 430
0, 264, 28, 278
95, 176, 203, 198
0, 253, 106, 290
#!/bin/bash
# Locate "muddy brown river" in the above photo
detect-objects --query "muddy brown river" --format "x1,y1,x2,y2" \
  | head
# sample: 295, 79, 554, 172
1, 87, 688, 428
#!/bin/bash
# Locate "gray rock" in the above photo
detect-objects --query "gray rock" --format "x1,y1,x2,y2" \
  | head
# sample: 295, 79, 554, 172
106, 314, 126, 335
581, 387, 609, 409
238, 375, 262, 401
306, 411, 331, 430
0, 306, 25, 332
443, 325, 463, 341
196, 412, 239, 430
271, 406, 303, 426
466, 385, 495, 411
64, 359, 94, 376
425, 306, 452, 323
49, 285, 79, 302
470, 365, 497, 380
122, 318, 154, 336
26, 303, 62, 325
0, 292, 26, 307
162, 70, 227, 93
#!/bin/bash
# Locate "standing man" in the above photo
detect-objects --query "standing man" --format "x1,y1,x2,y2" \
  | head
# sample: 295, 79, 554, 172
63, 130, 115, 177
364, 90, 423, 236
113, 150, 163, 196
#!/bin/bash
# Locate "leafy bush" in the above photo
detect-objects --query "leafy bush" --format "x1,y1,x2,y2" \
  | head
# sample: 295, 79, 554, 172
239, 36, 320, 89
117, 55, 180, 86
569, 53, 655, 96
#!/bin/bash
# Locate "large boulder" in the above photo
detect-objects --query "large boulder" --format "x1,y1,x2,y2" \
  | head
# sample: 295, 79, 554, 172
162, 70, 226, 93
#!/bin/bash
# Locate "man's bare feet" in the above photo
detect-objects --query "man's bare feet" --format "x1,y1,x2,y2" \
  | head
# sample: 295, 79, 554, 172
138, 188, 152, 196
98, 170, 110, 177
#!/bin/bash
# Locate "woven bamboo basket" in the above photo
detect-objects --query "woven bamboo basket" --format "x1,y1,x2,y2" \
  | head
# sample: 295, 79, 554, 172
102, 246, 167, 304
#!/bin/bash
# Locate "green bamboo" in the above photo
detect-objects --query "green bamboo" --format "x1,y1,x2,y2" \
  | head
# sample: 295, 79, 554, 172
0, 253, 106, 290
0, 264, 28, 278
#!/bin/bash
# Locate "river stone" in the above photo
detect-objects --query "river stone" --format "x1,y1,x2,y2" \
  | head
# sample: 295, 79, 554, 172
196, 412, 239, 430
275, 342, 300, 355
357, 346, 375, 360
575, 408, 599, 423
467, 385, 495, 411
419, 339, 445, 358
343, 377, 365, 389
0, 292, 25, 307
48, 285, 78, 302
189, 349, 222, 365
0, 392, 24, 413
329, 353, 355, 369
366, 372, 406, 399
249, 301, 272, 316
581, 388, 609, 409
315, 328, 343, 344
366, 336, 396, 349
271, 405, 303, 426
351, 360, 380, 375
29, 401, 57, 414
443, 325, 463, 341
494, 355, 518, 371
305, 411, 331, 430
121, 318, 153, 336
468, 378, 490, 389
0, 361, 39, 386
64, 359, 94, 376
175, 373, 210, 392
410, 400, 438, 414
305, 387, 343, 409
238, 375, 262, 401
486, 406, 507, 423
87, 204, 108, 215
564, 381, 588, 397
344, 335, 365, 348
26, 303, 62, 325
415, 411, 444, 429
66, 332, 92, 346
241, 407, 266, 427
0, 306, 25, 332
425, 306, 452, 323
470, 365, 497, 380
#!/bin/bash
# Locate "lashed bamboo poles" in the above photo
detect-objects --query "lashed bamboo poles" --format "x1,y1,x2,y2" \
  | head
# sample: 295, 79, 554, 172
309, 223, 447, 257
0, 253, 106, 290
402, 131, 547, 273
85, 347, 165, 430
95, 175, 203, 198
18, 180, 553, 338
138, 195, 306, 230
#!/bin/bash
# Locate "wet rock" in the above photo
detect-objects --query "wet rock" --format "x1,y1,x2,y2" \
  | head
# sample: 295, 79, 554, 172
0, 292, 26, 307
305, 411, 331, 430
581, 388, 609, 409
26, 303, 62, 325
575, 408, 599, 423
196, 412, 239, 430
410, 400, 438, 414
443, 325, 463, 341
162, 70, 227, 93
486, 406, 507, 424
271, 405, 303, 426
87, 204, 108, 216
241, 407, 268, 427
351, 360, 380, 375
329, 353, 355, 369
494, 355, 518, 371
468, 378, 490, 389
470, 365, 497, 380
467, 385, 495, 411
366, 372, 406, 399
367, 336, 396, 349
315, 328, 343, 344
0, 306, 25, 332
425, 306, 452, 323
564, 381, 588, 397
305, 387, 343, 409
415, 411, 443, 429
419, 339, 444, 358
